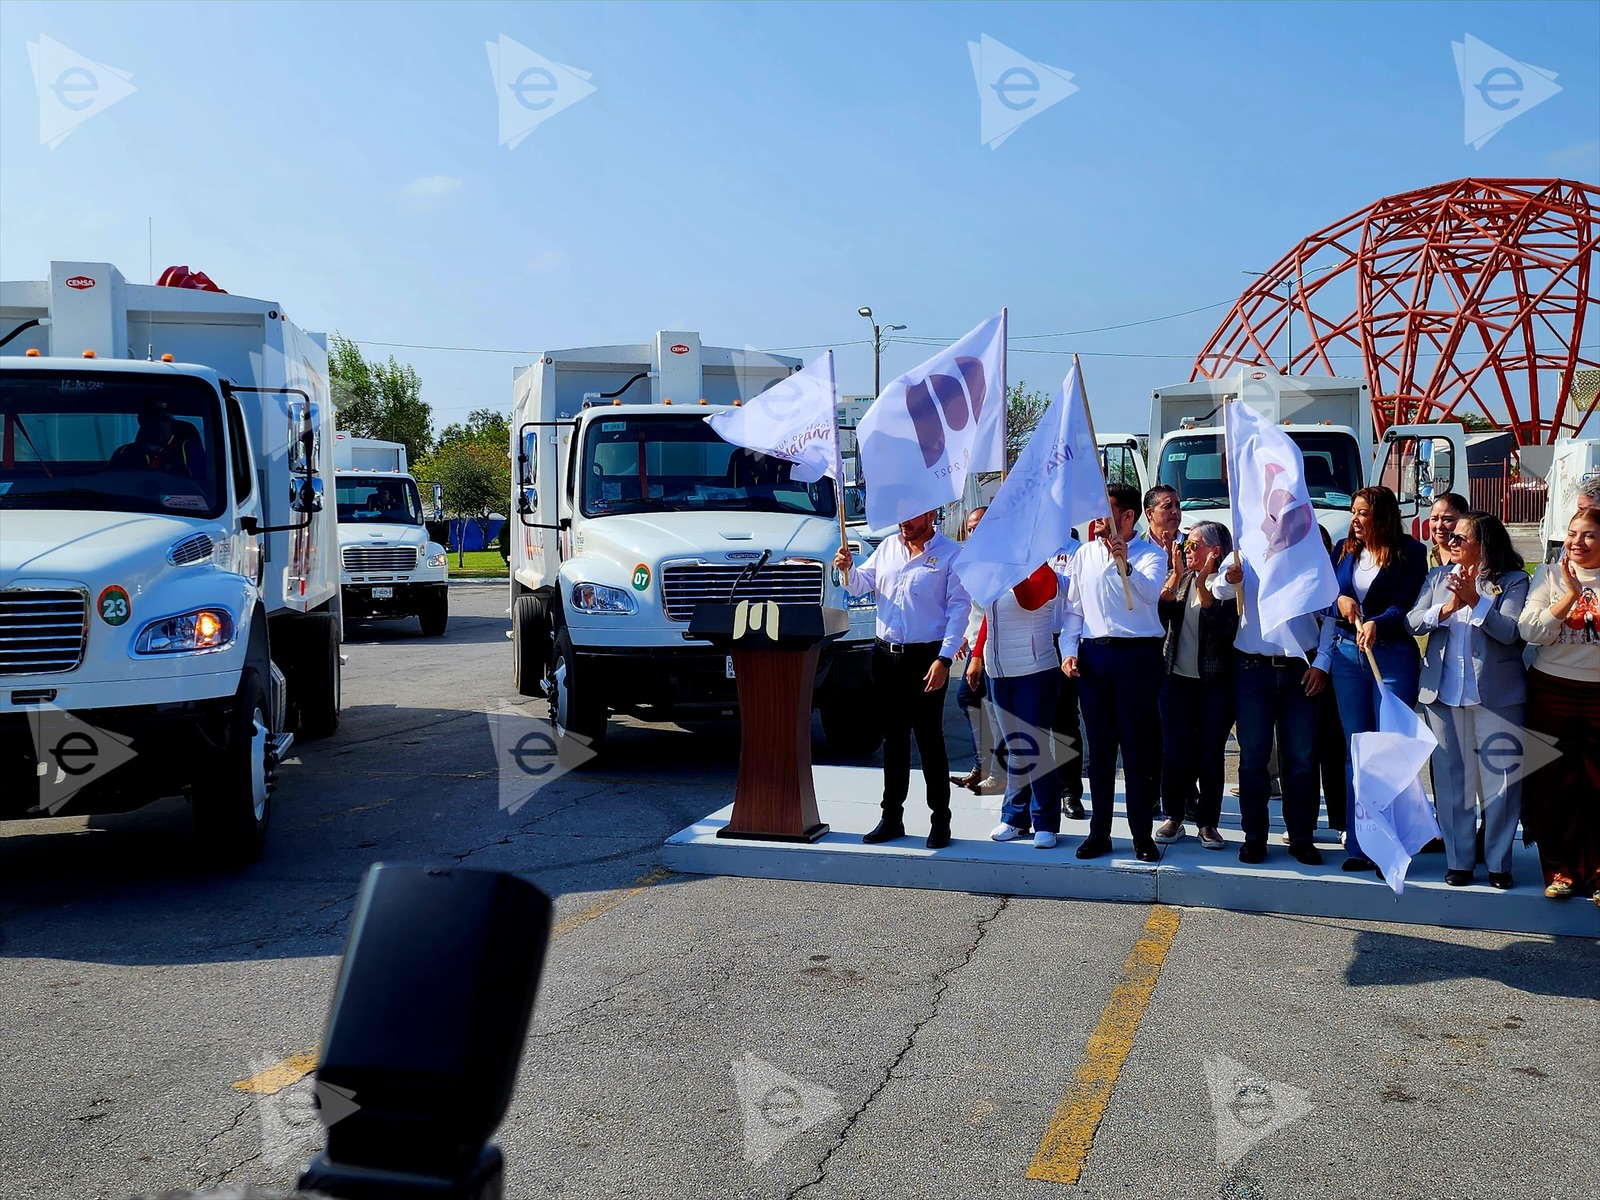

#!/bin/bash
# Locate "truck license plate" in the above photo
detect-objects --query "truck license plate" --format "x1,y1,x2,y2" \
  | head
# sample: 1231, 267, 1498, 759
371, 586, 393, 599
725, 656, 735, 679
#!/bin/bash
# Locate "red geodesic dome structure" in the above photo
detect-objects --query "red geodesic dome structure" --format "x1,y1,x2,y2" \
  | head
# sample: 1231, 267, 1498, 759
1192, 178, 1599, 445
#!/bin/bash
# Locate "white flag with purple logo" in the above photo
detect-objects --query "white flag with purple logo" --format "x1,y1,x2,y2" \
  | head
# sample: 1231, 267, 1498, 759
704, 351, 842, 483
855, 313, 1006, 529
1351, 682, 1443, 895
1225, 390, 1339, 655
953, 361, 1109, 607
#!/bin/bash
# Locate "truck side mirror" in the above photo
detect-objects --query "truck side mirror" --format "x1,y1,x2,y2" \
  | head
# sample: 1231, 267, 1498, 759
432, 481, 444, 521
291, 475, 324, 514
517, 486, 536, 515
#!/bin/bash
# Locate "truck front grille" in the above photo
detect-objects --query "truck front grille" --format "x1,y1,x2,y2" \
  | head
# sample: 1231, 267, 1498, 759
661, 562, 824, 622
343, 547, 419, 572
0, 588, 90, 676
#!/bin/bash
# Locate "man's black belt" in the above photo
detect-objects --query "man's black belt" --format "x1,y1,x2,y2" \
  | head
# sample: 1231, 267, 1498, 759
1236, 650, 1313, 667
1083, 635, 1162, 645
875, 638, 939, 655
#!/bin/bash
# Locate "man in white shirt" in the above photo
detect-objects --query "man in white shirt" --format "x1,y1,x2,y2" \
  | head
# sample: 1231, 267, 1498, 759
1050, 533, 1086, 820
1060, 484, 1166, 861
836, 509, 971, 848
952, 506, 1003, 794
1210, 558, 1332, 866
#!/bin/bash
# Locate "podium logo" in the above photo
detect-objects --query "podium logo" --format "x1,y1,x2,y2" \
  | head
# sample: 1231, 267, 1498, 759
732, 1053, 840, 1167
487, 703, 599, 816
244, 1054, 360, 1168
27, 34, 136, 149
1203, 1053, 1311, 1169
26, 705, 137, 816
1452, 34, 1561, 149
732, 599, 780, 641
487, 33, 596, 149
907, 357, 988, 470
967, 33, 1077, 150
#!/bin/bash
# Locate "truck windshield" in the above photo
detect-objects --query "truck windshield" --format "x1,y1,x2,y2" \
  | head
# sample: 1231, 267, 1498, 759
1158, 431, 1361, 511
337, 476, 424, 524
581, 415, 838, 519
0, 370, 226, 518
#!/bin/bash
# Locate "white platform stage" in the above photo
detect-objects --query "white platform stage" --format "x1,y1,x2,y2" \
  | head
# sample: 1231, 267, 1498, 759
663, 766, 1597, 938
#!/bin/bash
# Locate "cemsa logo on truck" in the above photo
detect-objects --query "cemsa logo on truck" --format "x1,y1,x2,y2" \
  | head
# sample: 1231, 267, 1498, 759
65, 276, 97, 289
669, 344, 690, 355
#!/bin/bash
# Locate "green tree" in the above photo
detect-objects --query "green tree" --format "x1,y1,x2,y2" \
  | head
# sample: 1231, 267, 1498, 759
414, 441, 509, 566
436, 408, 510, 452
327, 333, 434, 465
1005, 381, 1051, 470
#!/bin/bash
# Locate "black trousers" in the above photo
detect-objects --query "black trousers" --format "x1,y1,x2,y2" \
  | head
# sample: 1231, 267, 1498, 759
1316, 686, 1347, 830
1077, 638, 1163, 841
1159, 672, 1234, 827
1049, 673, 1085, 799
871, 641, 951, 825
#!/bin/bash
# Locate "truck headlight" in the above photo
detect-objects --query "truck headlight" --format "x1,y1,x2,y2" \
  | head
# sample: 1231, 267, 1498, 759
847, 590, 876, 609
570, 582, 636, 614
427, 552, 448, 568
134, 608, 236, 654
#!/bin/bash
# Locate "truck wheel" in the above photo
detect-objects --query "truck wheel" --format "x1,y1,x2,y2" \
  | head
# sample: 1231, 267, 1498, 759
820, 697, 883, 759
513, 593, 549, 697
295, 612, 341, 740
550, 627, 606, 767
192, 667, 272, 867
419, 588, 449, 637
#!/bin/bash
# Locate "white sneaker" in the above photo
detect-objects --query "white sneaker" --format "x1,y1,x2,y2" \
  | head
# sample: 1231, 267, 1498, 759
990, 822, 1023, 841
974, 776, 1005, 796
1034, 830, 1058, 849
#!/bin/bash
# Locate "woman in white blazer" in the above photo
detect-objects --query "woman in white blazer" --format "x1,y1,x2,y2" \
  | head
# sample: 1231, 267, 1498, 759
1406, 511, 1529, 888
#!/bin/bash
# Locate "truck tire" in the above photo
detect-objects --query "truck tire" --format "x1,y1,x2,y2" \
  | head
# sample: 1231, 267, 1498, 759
513, 593, 549, 697
550, 626, 606, 768
820, 696, 883, 759
192, 667, 272, 867
294, 612, 341, 741
419, 587, 449, 637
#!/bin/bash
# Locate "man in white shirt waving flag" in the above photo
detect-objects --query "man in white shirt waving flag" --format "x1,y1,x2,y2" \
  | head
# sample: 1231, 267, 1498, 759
704, 349, 843, 485
854, 312, 1007, 531
1215, 380, 1342, 868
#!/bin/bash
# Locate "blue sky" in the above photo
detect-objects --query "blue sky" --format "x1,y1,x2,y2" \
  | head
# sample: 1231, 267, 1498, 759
3, 1, 1596, 433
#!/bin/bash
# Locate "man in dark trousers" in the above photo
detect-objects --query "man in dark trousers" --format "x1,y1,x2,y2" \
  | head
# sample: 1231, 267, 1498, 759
1060, 483, 1166, 862
835, 509, 970, 849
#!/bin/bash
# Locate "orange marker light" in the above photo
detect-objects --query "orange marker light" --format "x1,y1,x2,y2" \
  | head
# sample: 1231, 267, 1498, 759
83, 349, 96, 358
161, 353, 174, 363
196, 611, 223, 642
25, 348, 40, 357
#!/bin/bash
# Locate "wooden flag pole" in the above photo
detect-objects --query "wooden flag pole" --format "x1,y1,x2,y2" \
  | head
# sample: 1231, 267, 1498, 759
1222, 387, 1244, 616
999, 307, 1009, 484
827, 350, 851, 586
1073, 353, 1134, 611
1362, 642, 1384, 687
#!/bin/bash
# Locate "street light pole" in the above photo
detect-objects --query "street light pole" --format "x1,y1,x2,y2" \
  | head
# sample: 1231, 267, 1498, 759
857, 307, 906, 397
1243, 264, 1335, 375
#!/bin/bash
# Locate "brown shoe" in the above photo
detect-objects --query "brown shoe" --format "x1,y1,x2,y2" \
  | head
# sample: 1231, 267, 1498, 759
1544, 878, 1573, 898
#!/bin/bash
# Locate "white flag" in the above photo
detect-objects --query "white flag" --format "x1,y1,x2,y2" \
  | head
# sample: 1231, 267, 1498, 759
856, 313, 1006, 529
704, 352, 841, 483
1351, 683, 1442, 895
954, 361, 1109, 607
1225, 393, 1338, 655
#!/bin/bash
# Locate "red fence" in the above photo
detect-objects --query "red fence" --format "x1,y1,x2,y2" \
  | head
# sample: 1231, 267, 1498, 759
1470, 468, 1549, 524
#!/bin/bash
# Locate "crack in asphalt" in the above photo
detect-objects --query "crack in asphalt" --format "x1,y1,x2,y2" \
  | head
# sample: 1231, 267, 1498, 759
785, 896, 1010, 1200
449, 785, 612, 865
189, 1099, 254, 1184
527, 965, 655, 1040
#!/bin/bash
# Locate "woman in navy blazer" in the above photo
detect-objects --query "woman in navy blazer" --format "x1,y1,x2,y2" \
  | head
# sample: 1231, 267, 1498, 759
1406, 512, 1529, 888
1323, 486, 1430, 872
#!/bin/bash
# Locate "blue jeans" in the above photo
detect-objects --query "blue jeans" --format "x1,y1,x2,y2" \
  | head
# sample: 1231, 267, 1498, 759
956, 668, 999, 779
1234, 655, 1322, 844
1330, 634, 1420, 861
990, 668, 1062, 833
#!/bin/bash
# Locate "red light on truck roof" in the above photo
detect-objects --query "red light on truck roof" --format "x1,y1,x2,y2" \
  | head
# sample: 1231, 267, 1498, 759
82, 350, 96, 358
25, 349, 40, 357
161, 354, 174, 363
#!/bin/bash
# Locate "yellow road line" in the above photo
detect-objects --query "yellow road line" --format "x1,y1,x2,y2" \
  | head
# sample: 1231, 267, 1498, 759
230, 866, 673, 1094
231, 1051, 320, 1096
1026, 904, 1182, 1185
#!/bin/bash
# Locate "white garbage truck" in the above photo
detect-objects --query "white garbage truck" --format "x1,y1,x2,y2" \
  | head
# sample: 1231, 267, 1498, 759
333, 431, 450, 635
507, 331, 879, 762
0, 261, 341, 864
1147, 372, 1467, 544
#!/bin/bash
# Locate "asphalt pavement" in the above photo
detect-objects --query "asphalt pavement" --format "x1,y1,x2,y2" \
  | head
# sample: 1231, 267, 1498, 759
1, 583, 1595, 1200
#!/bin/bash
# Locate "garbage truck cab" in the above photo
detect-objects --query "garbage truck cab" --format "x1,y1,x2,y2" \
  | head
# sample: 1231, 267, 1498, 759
507, 332, 879, 762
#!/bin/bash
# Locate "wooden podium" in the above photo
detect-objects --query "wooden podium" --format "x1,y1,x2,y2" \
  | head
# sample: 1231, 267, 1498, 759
687, 601, 850, 843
